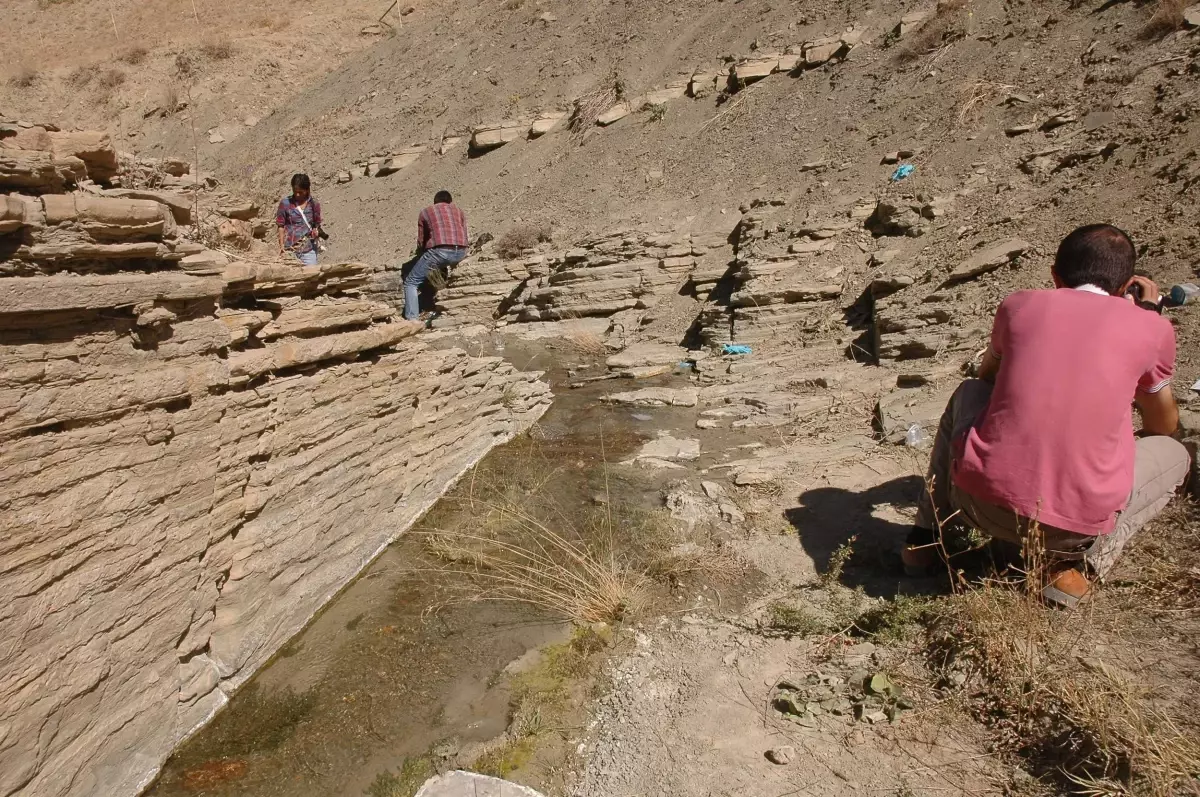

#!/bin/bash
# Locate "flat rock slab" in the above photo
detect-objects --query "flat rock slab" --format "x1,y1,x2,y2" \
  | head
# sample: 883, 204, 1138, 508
606, 342, 687, 369
415, 771, 546, 797
625, 432, 701, 468
603, 387, 699, 407
944, 239, 1029, 285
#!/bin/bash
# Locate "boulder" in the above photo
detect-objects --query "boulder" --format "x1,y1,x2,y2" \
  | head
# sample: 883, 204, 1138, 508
217, 201, 259, 221
218, 218, 253, 249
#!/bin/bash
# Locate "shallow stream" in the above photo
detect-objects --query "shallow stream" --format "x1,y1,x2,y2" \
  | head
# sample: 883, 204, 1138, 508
145, 335, 699, 797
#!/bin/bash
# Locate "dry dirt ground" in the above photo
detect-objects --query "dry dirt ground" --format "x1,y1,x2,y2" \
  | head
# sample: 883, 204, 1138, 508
7, 0, 1200, 795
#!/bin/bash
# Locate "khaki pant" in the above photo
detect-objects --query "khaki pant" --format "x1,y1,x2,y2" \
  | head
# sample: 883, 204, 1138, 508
915, 379, 1191, 578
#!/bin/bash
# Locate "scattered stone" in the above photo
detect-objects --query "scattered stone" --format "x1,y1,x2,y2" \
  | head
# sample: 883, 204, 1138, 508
1040, 112, 1078, 132
766, 746, 796, 765
733, 467, 772, 486
799, 160, 826, 172
336, 171, 353, 184
892, 10, 932, 38
207, 130, 226, 144
1184, 3, 1200, 27
866, 200, 926, 237
1004, 123, 1036, 136
880, 149, 916, 164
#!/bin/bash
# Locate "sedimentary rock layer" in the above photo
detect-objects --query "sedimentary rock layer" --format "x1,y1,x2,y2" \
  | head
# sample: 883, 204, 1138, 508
0, 258, 549, 796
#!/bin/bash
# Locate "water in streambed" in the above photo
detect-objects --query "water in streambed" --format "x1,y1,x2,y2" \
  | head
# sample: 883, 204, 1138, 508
144, 336, 703, 797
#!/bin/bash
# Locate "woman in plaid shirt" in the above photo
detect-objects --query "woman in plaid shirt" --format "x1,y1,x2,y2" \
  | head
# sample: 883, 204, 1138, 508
275, 173, 323, 266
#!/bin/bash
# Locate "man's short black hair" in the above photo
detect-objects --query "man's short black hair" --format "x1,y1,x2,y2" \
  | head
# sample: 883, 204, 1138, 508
291, 173, 311, 191
434, 190, 453, 204
1053, 224, 1136, 296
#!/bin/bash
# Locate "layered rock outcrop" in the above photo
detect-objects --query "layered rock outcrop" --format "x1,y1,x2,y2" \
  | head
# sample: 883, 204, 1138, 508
0, 131, 550, 797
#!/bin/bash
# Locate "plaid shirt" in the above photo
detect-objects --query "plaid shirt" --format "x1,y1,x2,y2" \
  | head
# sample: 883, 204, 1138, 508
417, 202, 469, 250
275, 195, 322, 254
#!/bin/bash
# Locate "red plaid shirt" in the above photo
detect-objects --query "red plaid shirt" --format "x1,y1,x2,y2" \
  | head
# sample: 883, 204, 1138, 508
417, 202, 469, 250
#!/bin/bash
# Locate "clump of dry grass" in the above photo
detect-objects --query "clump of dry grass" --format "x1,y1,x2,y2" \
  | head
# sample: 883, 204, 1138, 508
569, 71, 627, 137
118, 45, 149, 65
563, 327, 608, 358
1139, 0, 1187, 40
923, 499, 1200, 797
496, 223, 551, 259
199, 37, 235, 61
503, 0, 525, 9
894, 0, 969, 64
9, 66, 40, 89
420, 503, 650, 625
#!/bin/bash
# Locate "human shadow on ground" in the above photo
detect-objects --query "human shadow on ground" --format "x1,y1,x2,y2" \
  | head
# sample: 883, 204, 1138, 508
784, 475, 926, 599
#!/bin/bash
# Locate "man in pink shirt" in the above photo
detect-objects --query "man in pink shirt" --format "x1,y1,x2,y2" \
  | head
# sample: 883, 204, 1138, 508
904, 224, 1190, 607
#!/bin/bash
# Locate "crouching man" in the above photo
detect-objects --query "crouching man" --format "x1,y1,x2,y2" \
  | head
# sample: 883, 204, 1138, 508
904, 224, 1191, 607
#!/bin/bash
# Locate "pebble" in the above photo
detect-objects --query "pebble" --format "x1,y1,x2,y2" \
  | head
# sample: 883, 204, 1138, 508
766, 745, 796, 765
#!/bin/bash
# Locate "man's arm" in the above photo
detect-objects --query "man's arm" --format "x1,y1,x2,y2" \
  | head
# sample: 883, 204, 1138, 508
1135, 385, 1179, 436
416, 211, 428, 253
275, 201, 288, 253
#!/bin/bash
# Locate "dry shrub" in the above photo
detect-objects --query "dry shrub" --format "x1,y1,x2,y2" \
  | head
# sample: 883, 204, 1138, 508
174, 53, 196, 78
569, 71, 626, 136
252, 15, 290, 32
199, 37, 235, 61
1139, 0, 1186, 40
503, 0, 525, 8
894, 0, 969, 64
66, 65, 92, 87
495, 223, 551, 259
9, 66, 39, 89
119, 45, 149, 65
96, 69, 126, 91
160, 83, 181, 116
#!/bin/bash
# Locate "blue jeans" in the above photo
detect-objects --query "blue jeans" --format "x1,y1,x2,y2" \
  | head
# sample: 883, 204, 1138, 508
295, 250, 318, 266
403, 246, 466, 320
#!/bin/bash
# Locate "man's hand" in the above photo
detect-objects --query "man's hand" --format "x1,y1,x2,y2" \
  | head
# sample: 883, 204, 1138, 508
1124, 275, 1161, 305
977, 346, 1001, 384
1135, 384, 1179, 437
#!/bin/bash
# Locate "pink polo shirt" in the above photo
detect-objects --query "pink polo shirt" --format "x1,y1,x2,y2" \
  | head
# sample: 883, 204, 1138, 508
952, 286, 1176, 535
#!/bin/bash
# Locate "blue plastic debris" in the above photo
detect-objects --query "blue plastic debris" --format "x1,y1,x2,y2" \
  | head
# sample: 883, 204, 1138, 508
678, 361, 694, 368
890, 164, 915, 182
722, 344, 753, 356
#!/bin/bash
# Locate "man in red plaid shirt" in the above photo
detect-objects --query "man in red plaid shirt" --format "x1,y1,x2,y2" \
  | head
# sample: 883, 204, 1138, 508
404, 190, 469, 321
